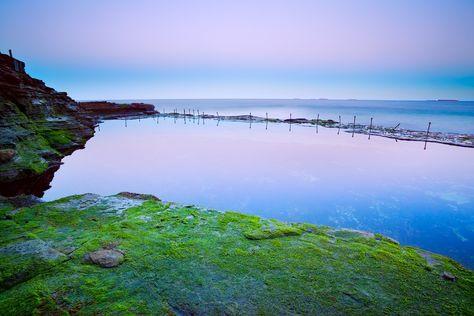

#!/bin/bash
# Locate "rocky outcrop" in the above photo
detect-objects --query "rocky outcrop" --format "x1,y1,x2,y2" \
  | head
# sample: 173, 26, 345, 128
0, 193, 472, 314
0, 53, 96, 197
78, 101, 157, 119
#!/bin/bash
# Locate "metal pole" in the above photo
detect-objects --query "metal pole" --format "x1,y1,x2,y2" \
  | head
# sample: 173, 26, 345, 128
338, 115, 341, 135
368, 117, 373, 140
316, 114, 319, 133
352, 115, 356, 137
424, 122, 431, 150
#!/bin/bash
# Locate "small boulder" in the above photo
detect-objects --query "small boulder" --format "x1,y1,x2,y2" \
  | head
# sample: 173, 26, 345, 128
117, 192, 160, 201
84, 249, 124, 268
0, 149, 15, 163
442, 271, 456, 282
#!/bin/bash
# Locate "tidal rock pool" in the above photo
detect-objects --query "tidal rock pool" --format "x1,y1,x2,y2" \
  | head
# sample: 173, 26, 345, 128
43, 116, 474, 267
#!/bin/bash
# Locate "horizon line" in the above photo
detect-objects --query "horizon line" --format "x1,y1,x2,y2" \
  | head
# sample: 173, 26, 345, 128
80, 97, 473, 103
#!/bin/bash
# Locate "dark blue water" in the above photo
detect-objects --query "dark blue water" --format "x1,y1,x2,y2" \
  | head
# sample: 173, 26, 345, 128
115, 99, 474, 134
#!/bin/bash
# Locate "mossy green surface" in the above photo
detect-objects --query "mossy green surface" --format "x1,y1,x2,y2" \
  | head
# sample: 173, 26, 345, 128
0, 194, 472, 315
0, 99, 85, 178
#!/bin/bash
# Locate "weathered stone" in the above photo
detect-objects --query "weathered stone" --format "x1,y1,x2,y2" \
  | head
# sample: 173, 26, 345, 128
442, 271, 456, 282
84, 249, 124, 268
78, 101, 157, 118
0, 239, 66, 260
117, 192, 161, 201
0, 52, 96, 197
0, 149, 15, 163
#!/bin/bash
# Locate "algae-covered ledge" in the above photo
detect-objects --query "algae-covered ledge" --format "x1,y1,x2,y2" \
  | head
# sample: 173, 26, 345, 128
0, 193, 472, 314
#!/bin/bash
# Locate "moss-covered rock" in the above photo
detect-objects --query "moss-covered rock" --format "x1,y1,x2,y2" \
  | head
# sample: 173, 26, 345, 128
0, 193, 472, 314
0, 53, 97, 197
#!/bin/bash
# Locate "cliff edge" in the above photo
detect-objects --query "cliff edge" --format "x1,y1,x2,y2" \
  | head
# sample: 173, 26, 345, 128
0, 53, 96, 197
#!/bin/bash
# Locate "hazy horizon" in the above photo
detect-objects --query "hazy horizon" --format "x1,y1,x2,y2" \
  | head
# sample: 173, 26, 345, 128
1, 0, 473, 100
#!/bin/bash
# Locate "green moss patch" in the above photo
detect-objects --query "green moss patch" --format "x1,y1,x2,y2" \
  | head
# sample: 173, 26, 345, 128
0, 194, 472, 314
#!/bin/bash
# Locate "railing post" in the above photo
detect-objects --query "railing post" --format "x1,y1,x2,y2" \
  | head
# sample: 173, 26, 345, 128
368, 117, 373, 139
424, 122, 431, 150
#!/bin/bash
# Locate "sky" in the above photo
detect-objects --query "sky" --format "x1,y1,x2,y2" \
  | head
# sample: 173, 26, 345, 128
0, 0, 473, 100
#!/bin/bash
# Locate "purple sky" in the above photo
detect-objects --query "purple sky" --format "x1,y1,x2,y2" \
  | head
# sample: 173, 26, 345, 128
1, 0, 473, 100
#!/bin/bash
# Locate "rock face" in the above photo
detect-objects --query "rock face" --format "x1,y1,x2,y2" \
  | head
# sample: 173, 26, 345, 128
78, 101, 157, 118
0, 52, 96, 197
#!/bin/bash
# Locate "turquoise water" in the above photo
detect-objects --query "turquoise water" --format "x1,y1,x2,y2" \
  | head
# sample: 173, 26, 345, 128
44, 115, 474, 267
116, 99, 474, 134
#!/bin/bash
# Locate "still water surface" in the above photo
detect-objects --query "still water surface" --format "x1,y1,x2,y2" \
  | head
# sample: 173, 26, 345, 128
44, 116, 474, 267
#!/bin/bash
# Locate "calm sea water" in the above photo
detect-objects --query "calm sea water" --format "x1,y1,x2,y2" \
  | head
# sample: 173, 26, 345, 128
44, 112, 474, 267
116, 99, 474, 133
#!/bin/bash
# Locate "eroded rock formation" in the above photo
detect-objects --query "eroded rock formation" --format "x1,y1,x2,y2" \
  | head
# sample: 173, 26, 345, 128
78, 101, 157, 118
0, 53, 97, 196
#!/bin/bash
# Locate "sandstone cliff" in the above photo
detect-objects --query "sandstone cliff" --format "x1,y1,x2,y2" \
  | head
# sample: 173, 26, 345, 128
78, 101, 156, 118
0, 53, 96, 197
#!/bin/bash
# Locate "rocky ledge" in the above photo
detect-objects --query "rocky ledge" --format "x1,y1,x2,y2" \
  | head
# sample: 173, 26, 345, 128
0, 193, 472, 314
0, 54, 158, 197
0, 53, 96, 197
78, 101, 157, 119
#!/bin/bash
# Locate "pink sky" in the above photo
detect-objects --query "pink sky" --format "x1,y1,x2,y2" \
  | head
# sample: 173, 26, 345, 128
1, 0, 473, 99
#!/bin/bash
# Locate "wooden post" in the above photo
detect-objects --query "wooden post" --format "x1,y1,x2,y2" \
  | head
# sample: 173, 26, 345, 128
424, 122, 431, 150
338, 115, 341, 135
352, 115, 356, 137
368, 117, 373, 139
289, 113, 292, 132
316, 113, 319, 133
249, 112, 252, 129
265, 112, 268, 130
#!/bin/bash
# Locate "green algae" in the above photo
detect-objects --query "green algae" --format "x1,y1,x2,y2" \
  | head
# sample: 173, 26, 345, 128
0, 194, 472, 315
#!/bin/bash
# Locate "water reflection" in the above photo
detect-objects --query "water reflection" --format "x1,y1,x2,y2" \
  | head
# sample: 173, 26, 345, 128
44, 117, 474, 267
